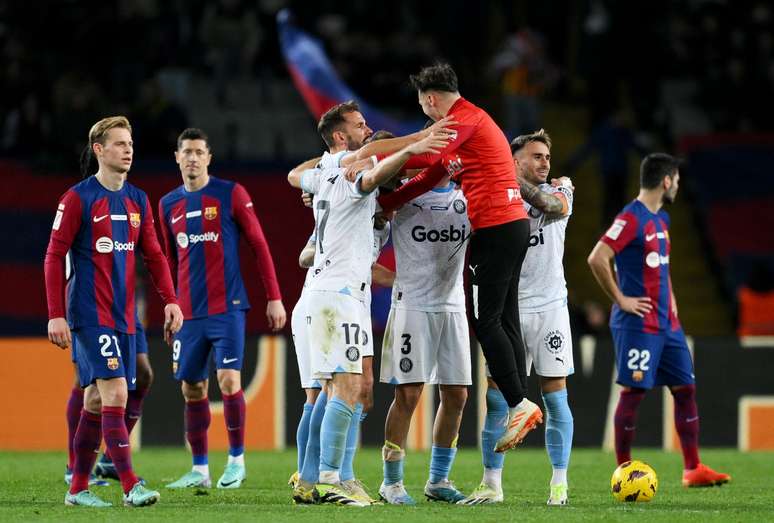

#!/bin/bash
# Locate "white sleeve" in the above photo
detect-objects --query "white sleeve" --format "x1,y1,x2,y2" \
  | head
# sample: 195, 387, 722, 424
554, 185, 574, 216
300, 169, 322, 194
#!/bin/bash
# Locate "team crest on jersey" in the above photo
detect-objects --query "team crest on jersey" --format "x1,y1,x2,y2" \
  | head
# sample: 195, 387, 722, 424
543, 330, 565, 354
346, 346, 360, 362
453, 199, 466, 214
129, 213, 141, 228
399, 357, 413, 373
172, 361, 178, 373
204, 206, 218, 220
632, 370, 644, 382
107, 357, 119, 370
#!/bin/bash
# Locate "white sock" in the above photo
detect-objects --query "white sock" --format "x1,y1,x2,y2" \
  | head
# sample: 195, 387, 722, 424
319, 470, 340, 485
551, 468, 567, 486
193, 464, 209, 477
227, 453, 245, 466
483, 467, 502, 489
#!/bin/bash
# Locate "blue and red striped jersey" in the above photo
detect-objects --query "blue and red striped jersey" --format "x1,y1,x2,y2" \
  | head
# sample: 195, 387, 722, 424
44, 176, 178, 333
158, 176, 281, 320
600, 199, 680, 333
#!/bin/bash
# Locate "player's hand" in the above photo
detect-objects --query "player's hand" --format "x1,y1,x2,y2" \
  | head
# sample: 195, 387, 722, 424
551, 176, 575, 192
618, 296, 653, 318
48, 317, 71, 349
164, 303, 184, 345
266, 300, 287, 331
407, 132, 450, 156
344, 157, 376, 182
422, 116, 458, 138
373, 210, 394, 230
301, 192, 313, 208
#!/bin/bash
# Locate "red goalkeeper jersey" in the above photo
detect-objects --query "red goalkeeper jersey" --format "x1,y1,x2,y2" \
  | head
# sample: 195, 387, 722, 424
378, 97, 527, 230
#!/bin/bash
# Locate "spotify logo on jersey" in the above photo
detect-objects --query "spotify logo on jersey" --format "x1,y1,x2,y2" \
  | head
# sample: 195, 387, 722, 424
176, 232, 189, 248
95, 236, 134, 253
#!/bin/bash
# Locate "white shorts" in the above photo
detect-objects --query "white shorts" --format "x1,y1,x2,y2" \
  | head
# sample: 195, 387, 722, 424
307, 290, 371, 379
290, 293, 321, 389
380, 308, 472, 385
521, 306, 574, 378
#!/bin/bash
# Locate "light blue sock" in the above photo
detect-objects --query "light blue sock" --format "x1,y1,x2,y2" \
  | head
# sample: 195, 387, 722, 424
319, 397, 354, 473
542, 389, 574, 471
296, 403, 314, 473
429, 445, 457, 483
300, 391, 327, 484
482, 387, 507, 470
383, 457, 404, 485
340, 403, 363, 481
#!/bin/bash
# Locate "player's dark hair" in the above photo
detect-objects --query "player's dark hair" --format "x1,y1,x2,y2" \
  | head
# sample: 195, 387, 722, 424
510, 129, 552, 155
81, 115, 132, 178
366, 130, 395, 143
317, 100, 360, 148
177, 128, 210, 150
640, 153, 681, 189
410, 63, 459, 93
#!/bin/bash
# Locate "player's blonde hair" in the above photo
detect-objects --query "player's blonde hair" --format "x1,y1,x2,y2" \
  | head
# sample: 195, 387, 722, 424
88, 116, 132, 147
80, 116, 132, 177
510, 128, 552, 154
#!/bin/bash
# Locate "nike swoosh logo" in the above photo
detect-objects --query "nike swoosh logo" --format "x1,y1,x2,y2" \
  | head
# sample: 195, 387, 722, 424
93, 215, 108, 223
219, 479, 239, 486
645, 233, 656, 241
171, 215, 184, 224
131, 377, 137, 384
686, 416, 699, 423
118, 443, 129, 448
223, 357, 238, 364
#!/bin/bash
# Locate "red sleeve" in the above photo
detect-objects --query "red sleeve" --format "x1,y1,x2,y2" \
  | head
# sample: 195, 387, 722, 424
157, 199, 178, 287
376, 124, 477, 169
44, 190, 82, 319
231, 184, 282, 301
138, 196, 178, 305
377, 162, 447, 211
599, 211, 639, 253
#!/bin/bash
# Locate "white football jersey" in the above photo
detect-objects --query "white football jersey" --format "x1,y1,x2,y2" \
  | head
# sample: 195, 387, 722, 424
391, 183, 469, 312
519, 184, 573, 312
301, 167, 375, 301
317, 150, 350, 170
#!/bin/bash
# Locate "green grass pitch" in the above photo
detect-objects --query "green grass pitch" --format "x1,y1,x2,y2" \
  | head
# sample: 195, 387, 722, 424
0, 448, 771, 522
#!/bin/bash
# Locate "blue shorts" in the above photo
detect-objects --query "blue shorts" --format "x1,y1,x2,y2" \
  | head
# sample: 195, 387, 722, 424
136, 321, 148, 355
73, 327, 136, 389
72, 320, 147, 361
612, 327, 695, 389
172, 311, 245, 382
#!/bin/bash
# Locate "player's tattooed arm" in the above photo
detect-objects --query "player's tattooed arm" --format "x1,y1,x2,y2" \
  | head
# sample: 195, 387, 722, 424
518, 175, 568, 217
288, 156, 322, 188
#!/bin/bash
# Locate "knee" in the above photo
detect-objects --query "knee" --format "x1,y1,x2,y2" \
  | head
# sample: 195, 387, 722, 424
135, 359, 154, 390
395, 385, 422, 412
217, 372, 241, 395
182, 381, 208, 401
440, 386, 468, 412
84, 392, 102, 413
100, 384, 128, 407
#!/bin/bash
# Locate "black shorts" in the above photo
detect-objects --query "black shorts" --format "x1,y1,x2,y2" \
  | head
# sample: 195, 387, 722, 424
468, 219, 530, 285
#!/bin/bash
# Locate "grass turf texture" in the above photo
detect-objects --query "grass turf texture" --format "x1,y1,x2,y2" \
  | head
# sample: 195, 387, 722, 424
0, 448, 770, 522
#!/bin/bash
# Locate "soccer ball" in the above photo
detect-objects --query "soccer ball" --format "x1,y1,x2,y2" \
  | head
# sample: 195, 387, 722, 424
610, 460, 658, 502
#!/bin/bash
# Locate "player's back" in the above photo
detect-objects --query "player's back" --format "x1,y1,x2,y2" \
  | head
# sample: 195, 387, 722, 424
391, 183, 469, 312
448, 98, 526, 229
519, 183, 573, 312
601, 199, 677, 333
304, 167, 375, 302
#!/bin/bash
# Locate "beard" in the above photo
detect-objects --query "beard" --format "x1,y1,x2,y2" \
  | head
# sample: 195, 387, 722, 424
346, 134, 364, 151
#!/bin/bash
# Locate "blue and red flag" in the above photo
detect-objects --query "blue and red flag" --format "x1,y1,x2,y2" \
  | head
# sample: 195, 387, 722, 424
277, 9, 421, 136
